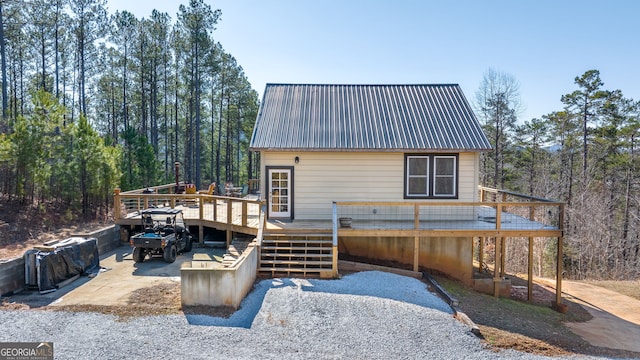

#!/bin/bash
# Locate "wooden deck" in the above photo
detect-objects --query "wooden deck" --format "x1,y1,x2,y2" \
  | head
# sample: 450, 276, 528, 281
113, 184, 566, 306
113, 183, 563, 238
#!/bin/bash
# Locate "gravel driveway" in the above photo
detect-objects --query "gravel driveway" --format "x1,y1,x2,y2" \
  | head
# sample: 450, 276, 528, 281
0, 271, 598, 359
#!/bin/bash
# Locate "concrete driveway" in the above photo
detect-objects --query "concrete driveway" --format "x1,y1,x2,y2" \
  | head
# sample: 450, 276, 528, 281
12, 245, 225, 308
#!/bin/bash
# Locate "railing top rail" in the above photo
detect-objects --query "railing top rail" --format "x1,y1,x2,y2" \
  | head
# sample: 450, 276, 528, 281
479, 186, 563, 204
334, 201, 564, 207
120, 182, 186, 194
116, 192, 264, 205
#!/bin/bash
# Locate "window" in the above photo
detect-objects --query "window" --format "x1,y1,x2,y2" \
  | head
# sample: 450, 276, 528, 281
405, 154, 457, 198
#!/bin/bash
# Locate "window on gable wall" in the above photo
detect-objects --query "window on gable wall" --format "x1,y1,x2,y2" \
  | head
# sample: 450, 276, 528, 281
405, 154, 458, 199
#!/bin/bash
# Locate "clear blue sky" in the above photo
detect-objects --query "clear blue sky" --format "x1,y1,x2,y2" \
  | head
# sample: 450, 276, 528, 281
106, 0, 640, 123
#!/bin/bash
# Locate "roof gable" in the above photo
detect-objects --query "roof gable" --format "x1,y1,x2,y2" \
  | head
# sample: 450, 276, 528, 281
249, 84, 491, 151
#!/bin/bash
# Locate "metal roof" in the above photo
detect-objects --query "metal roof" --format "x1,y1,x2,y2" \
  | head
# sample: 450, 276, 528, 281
249, 84, 491, 151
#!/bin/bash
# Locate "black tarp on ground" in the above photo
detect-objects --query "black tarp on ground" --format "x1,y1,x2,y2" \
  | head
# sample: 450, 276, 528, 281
35, 238, 100, 292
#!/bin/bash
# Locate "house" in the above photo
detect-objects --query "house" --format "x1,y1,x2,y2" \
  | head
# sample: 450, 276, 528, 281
249, 84, 564, 304
250, 83, 491, 219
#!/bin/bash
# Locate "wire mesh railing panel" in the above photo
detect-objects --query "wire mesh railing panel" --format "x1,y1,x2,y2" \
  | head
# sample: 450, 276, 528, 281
335, 201, 563, 232
500, 203, 561, 230
336, 204, 415, 229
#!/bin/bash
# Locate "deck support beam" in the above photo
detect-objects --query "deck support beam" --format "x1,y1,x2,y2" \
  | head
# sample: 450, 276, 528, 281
478, 237, 484, 273
413, 204, 420, 272
332, 202, 339, 277
413, 236, 420, 272
555, 204, 565, 310
555, 235, 563, 308
528, 236, 534, 302
493, 237, 501, 297
500, 236, 506, 278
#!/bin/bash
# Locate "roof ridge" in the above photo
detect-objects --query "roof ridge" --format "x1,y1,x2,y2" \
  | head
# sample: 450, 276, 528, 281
264, 83, 460, 87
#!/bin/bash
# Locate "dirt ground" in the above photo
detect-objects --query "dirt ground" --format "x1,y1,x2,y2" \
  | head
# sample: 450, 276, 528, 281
437, 275, 640, 358
0, 199, 110, 260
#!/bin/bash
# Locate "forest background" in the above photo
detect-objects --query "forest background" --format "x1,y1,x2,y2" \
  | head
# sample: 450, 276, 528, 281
0, 0, 638, 281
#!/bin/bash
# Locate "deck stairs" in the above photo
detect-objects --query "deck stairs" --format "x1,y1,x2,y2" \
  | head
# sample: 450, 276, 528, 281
259, 233, 334, 278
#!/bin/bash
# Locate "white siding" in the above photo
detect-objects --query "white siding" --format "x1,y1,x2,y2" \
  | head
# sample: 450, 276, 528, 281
261, 151, 481, 220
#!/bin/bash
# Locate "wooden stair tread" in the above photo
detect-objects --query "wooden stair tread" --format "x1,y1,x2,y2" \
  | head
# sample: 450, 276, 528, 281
261, 245, 331, 251
262, 239, 333, 244
261, 253, 332, 258
259, 267, 332, 272
259, 259, 333, 265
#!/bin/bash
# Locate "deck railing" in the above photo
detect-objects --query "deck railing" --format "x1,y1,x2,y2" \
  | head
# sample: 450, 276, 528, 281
113, 184, 265, 230
332, 186, 564, 236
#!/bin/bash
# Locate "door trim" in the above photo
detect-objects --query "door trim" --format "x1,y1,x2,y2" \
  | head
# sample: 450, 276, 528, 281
266, 166, 294, 220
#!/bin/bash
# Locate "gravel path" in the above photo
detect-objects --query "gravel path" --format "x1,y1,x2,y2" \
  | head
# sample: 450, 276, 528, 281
0, 271, 598, 359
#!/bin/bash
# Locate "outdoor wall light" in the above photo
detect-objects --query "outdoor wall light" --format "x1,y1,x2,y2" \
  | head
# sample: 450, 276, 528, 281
294, 156, 300, 164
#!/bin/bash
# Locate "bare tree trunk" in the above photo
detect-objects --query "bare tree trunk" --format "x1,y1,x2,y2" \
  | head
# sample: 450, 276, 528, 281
216, 72, 224, 183
163, 51, 168, 180
0, 1, 7, 122
194, 41, 201, 188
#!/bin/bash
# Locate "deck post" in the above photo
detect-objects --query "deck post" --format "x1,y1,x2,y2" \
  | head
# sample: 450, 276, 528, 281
332, 202, 338, 277
493, 236, 502, 297
199, 196, 204, 220
242, 201, 248, 227
555, 235, 563, 308
555, 204, 565, 309
495, 203, 505, 278
528, 236, 534, 302
413, 203, 420, 272
198, 195, 205, 243
113, 189, 121, 220
500, 236, 506, 278
478, 237, 484, 273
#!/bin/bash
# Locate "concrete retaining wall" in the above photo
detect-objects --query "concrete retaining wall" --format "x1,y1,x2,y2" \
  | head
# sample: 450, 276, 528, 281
72, 225, 121, 254
0, 225, 120, 296
339, 236, 473, 285
181, 243, 258, 309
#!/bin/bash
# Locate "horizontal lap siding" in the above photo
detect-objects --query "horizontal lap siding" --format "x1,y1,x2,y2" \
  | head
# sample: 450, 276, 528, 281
459, 152, 478, 201
262, 151, 480, 220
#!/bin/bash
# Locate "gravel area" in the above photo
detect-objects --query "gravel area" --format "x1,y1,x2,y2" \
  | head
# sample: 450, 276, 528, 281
0, 271, 599, 359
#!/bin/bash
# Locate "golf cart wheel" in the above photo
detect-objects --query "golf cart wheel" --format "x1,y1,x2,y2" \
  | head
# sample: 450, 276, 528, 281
184, 236, 193, 252
163, 244, 177, 263
133, 247, 145, 263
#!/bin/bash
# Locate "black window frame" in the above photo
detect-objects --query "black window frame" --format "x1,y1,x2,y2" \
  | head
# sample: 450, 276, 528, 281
404, 153, 458, 199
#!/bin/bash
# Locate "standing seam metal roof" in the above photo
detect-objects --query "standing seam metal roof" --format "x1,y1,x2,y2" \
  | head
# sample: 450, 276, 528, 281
249, 84, 492, 151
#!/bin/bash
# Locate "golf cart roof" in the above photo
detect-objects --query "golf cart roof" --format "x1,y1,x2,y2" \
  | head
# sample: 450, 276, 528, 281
140, 208, 183, 215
